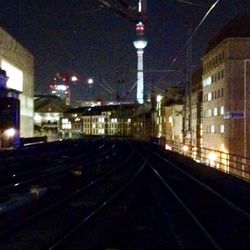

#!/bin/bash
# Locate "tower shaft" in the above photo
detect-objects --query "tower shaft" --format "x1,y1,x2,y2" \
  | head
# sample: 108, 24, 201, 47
133, 0, 147, 104
136, 49, 144, 103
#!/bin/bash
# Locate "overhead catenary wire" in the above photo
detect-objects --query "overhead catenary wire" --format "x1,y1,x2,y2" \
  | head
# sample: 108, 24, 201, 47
156, 0, 220, 85
172, 0, 220, 64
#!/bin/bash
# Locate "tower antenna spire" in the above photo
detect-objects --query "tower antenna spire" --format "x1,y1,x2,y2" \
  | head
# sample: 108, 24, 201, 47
133, 0, 148, 104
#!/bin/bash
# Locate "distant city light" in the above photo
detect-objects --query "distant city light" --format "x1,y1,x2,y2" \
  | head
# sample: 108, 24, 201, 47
71, 76, 78, 82
88, 78, 94, 84
55, 85, 67, 91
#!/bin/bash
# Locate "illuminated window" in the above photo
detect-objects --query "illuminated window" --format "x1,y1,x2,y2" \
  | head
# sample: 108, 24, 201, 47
211, 125, 215, 133
207, 109, 212, 117
203, 76, 212, 86
220, 124, 224, 133
220, 106, 224, 115
208, 92, 212, 101
213, 107, 218, 116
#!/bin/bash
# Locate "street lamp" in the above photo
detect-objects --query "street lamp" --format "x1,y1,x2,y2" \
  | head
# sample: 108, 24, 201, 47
1, 128, 16, 148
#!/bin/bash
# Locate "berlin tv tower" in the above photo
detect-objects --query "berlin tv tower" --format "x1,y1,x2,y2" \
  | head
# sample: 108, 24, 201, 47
133, 0, 147, 104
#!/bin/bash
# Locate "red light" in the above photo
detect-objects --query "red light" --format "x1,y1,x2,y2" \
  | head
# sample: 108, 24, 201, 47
136, 22, 145, 34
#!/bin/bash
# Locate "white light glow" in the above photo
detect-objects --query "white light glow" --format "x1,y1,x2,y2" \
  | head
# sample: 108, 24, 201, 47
2, 60, 23, 92
183, 145, 189, 152
157, 95, 163, 102
55, 85, 67, 91
138, 0, 142, 12
88, 78, 94, 84
5, 128, 15, 137
208, 152, 217, 162
169, 116, 173, 124
71, 76, 78, 82
34, 114, 42, 122
208, 92, 212, 101
133, 40, 148, 49
203, 76, 212, 86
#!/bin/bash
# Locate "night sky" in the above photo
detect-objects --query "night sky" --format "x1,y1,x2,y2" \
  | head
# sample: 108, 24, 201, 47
0, 0, 249, 104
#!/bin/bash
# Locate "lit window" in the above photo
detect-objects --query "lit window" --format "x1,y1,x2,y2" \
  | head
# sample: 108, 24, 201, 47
207, 109, 212, 117
202, 76, 212, 86
213, 107, 218, 116
211, 125, 215, 133
220, 124, 224, 133
208, 92, 212, 101
220, 106, 224, 115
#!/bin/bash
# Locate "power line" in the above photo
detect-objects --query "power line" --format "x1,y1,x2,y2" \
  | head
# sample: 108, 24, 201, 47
172, 0, 220, 65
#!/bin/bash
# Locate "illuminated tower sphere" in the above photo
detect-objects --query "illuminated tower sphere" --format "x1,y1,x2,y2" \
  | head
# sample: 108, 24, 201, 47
133, 19, 147, 104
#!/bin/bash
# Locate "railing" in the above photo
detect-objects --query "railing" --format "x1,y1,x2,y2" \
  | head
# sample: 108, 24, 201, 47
164, 140, 250, 182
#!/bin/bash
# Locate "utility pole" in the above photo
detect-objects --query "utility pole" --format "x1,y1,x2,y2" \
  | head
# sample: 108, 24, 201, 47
184, 20, 192, 146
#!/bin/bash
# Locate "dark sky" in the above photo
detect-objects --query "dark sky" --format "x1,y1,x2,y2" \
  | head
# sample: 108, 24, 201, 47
0, 0, 249, 104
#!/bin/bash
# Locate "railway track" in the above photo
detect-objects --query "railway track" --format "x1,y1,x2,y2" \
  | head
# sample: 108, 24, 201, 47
0, 139, 144, 249
142, 142, 250, 250
0, 139, 249, 249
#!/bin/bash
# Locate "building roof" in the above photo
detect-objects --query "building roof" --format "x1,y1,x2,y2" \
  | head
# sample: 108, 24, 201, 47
206, 14, 250, 53
65, 103, 139, 117
34, 95, 69, 113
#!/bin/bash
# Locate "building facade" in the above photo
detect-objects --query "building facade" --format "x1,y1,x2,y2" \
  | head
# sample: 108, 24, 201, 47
61, 105, 136, 138
34, 95, 69, 141
0, 26, 34, 138
202, 38, 250, 156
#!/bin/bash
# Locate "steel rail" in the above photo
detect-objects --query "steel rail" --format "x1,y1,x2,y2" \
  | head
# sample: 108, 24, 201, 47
0, 141, 135, 239
47, 159, 147, 250
137, 146, 222, 250
0, 140, 115, 194
150, 166, 222, 250
151, 148, 250, 221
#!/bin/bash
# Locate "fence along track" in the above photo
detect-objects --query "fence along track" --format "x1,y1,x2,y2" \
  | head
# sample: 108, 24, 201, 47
144, 145, 250, 250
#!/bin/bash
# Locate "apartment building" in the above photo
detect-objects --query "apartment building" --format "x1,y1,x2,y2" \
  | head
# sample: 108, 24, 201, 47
61, 104, 136, 138
202, 15, 250, 160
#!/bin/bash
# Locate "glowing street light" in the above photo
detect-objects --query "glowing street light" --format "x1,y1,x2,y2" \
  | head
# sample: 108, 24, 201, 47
5, 128, 15, 138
